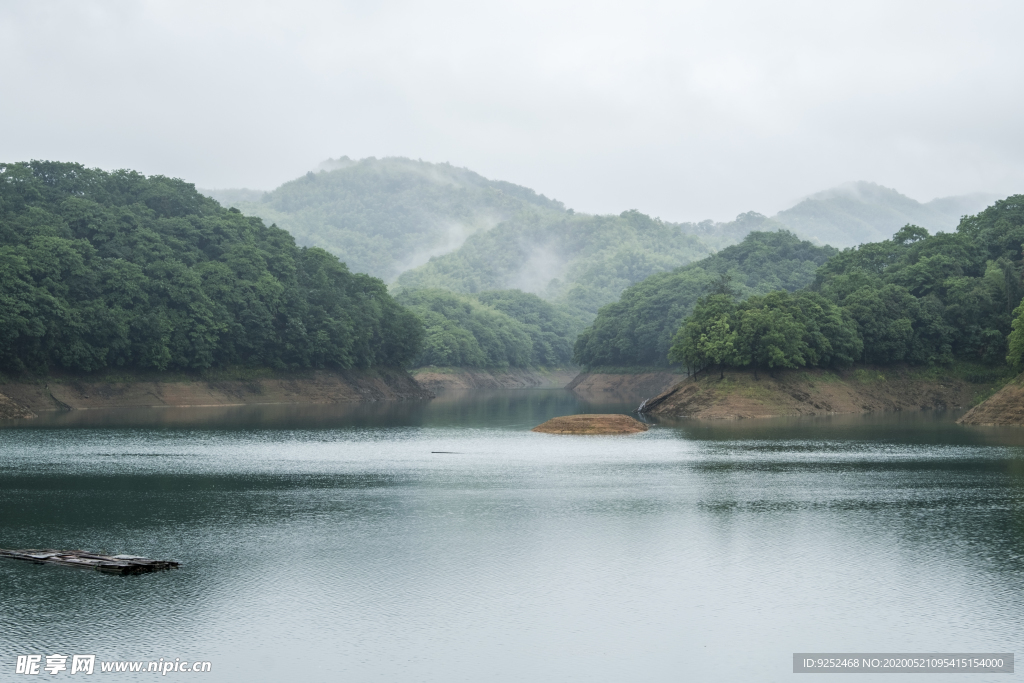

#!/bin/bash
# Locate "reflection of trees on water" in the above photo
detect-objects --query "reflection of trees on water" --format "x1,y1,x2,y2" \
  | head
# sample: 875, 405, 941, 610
6, 389, 641, 432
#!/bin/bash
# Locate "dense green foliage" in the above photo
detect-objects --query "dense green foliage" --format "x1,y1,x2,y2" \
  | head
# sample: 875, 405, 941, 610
206, 157, 565, 282
0, 161, 423, 373
668, 291, 862, 378
573, 231, 837, 367
475, 290, 585, 365
673, 195, 1024, 374
395, 289, 581, 368
396, 209, 712, 318
211, 158, 720, 316
209, 160, 1000, 333
810, 201, 1024, 366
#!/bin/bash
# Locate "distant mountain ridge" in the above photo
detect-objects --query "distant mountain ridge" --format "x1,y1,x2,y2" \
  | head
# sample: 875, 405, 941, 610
204, 160, 1002, 321
205, 158, 715, 318
773, 181, 997, 248
204, 156, 565, 282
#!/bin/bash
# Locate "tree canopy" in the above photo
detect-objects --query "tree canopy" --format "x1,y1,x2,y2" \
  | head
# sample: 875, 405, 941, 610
395, 209, 714, 318
0, 161, 422, 373
812, 198, 1024, 366
668, 291, 861, 378
395, 288, 581, 368
206, 156, 566, 282
573, 230, 837, 367
669, 195, 1024, 375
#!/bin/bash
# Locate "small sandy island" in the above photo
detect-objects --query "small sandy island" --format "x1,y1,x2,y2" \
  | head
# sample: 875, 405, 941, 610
532, 414, 649, 435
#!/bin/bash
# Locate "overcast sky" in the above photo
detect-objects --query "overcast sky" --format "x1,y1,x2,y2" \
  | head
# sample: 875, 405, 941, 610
2, 0, 1022, 221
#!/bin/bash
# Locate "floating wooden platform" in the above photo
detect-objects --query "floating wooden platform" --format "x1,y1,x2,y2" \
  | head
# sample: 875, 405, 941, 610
0, 549, 180, 575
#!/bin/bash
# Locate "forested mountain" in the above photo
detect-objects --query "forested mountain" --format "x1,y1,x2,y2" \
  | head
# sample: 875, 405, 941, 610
671, 196, 1024, 377
395, 289, 583, 368
206, 161, 996, 325
208, 158, 714, 320
573, 231, 836, 367
0, 161, 422, 373
12, 159, 1010, 377
198, 157, 1013, 373
773, 182, 997, 248
395, 209, 712, 317
204, 157, 565, 282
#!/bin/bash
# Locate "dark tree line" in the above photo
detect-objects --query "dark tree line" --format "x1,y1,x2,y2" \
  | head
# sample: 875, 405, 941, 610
670, 196, 1024, 376
668, 291, 861, 379
572, 231, 837, 367
394, 288, 582, 368
0, 161, 422, 373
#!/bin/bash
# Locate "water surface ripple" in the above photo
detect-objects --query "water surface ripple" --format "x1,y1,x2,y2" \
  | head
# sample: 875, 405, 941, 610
1, 392, 1022, 682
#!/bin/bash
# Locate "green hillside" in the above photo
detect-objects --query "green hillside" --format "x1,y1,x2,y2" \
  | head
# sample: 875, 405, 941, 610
0, 161, 422, 373
207, 158, 726, 319
395, 289, 583, 368
204, 156, 565, 282
204, 160, 1001, 341
666, 195, 1024, 378
395, 209, 713, 317
572, 231, 837, 367
774, 182, 997, 248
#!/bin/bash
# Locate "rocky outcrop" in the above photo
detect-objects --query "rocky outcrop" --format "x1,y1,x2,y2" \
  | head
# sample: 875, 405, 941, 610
0, 392, 35, 420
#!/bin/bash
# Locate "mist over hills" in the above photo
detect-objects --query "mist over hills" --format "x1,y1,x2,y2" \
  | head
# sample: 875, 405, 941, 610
774, 182, 997, 247
205, 157, 716, 317
204, 158, 999, 322
204, 157, 565, 282
393, 209, 713, 317
4, 157, 1011, 375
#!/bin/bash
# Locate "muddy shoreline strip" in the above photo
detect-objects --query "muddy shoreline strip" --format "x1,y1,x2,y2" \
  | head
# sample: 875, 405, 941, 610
958, 376, 1024, 425
0, 368, 432, 418
640, 367, 1002, 420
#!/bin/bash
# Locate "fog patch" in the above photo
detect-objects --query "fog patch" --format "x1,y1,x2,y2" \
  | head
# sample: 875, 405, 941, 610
510, 243, 568, 295
317, 156, 358, 172
391, 212, 504, 277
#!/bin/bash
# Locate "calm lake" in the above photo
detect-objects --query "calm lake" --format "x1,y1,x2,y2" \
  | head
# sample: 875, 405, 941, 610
1, 390, 1022, 682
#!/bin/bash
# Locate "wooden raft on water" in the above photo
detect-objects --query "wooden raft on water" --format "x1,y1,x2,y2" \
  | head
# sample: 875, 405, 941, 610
0, 549, 180, 575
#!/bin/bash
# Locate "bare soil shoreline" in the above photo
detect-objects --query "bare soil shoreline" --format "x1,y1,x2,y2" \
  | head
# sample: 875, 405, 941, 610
0, 368, 432, 420
566, 371, 687, 403
958, 375, 1024, 425
639, 366, 1005, 420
